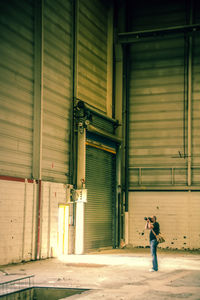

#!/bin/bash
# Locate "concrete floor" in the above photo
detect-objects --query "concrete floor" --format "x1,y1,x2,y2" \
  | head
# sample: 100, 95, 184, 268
0, 248, 200, 299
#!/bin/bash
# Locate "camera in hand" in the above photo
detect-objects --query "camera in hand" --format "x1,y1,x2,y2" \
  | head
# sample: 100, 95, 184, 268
144, 217, 152, 222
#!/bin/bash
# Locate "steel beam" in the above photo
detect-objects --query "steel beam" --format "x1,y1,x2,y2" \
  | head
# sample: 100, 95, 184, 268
118, 23, 200, 44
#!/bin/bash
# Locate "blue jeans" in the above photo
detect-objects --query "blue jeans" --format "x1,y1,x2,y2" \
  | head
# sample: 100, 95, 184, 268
150, 239, 158, 271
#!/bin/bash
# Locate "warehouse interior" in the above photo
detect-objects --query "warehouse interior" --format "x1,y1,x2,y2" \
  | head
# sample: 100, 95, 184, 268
0, 0, 200, 270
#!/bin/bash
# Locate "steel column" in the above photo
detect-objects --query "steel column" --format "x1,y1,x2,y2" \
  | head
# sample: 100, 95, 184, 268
75, 125, 86, 254
70, 0, 77, 185
114, 0, 127, 245
72, 0, 79, 188
107, 2, 114, 118
33, 0, 43, 261
33, 0, 43, 180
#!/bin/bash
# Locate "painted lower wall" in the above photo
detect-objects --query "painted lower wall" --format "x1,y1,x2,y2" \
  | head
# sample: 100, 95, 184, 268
0, 180, 37, 265
0, 179, 75, 266
128, 191, 200, 250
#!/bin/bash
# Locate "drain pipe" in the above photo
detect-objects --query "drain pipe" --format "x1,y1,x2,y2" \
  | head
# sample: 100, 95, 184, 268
187, 1, 193, 187
124, 44, 129, 245
187, 36, 192, 186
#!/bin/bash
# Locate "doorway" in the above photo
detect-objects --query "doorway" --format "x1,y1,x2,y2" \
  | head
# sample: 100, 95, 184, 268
58, 205, 69, 255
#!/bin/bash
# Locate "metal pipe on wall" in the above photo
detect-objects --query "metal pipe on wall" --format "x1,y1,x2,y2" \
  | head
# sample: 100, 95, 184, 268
187, 35, 192, 186
124, 45, 129, 213
116, 146, 122, 248
187, 0, 193, 186
123, 44, 130, 245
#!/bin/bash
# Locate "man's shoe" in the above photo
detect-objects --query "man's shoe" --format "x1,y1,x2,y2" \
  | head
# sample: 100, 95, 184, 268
149, 269, 157, 272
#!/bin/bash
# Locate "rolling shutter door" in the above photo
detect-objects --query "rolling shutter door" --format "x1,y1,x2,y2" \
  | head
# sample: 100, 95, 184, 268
42, 0, 73, 183
0, 0, 34, 178
85, 141, 116, 251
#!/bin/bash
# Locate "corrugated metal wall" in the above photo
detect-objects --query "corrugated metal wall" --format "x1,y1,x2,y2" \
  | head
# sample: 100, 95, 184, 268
126, 0, 200, 250
129, 35, 186, 186
0, 0, 73, 183
0, 0, 113, 264
129, 0, 186, 31
77, 0, 108, 112
0, 0, 34, 178
127, 0, 200, 187
0, 0, 73, 265
42, 0, 73, 183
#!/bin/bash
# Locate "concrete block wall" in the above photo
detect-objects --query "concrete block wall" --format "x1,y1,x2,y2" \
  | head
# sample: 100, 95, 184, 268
0, 180, 37, 265
128, 191, 200, 250
0, 179, 75, 266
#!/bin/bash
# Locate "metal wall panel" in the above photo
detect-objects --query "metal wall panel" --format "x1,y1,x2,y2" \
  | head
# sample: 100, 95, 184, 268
128, 35, 186, 186
129, 0, 187, 31
85, 145, 115, 251
192, 1, 200, 184
0, 0, 34, 178
42, 0, 73, 183
77, 0, 108, 112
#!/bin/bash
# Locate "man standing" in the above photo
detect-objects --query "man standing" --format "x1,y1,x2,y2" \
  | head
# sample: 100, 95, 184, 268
145, 216, 160, 272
